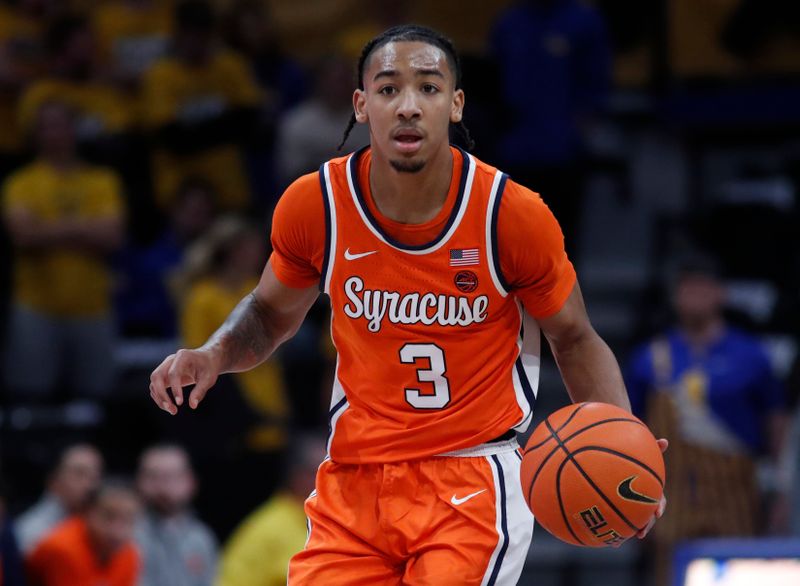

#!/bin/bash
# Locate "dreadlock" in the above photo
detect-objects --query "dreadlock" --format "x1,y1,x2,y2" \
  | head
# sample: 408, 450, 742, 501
337, 24, 475, 151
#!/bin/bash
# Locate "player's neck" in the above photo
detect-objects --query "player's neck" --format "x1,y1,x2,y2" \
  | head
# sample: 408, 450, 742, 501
368, 145, 453, 225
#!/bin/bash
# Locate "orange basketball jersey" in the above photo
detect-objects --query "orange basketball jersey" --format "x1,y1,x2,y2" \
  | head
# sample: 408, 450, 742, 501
271, 146, 575, 463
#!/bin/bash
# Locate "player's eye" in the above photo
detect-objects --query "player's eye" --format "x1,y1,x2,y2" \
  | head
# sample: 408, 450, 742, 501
379, 86, 397, 96
421, 83, 439, 94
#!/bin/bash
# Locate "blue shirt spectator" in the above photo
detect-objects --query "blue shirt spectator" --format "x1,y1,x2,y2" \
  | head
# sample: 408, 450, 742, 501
115, 178, 216, 338
626, 327, 784, 455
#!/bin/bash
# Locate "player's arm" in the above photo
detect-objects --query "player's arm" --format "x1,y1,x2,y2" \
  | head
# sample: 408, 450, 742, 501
538, 283, 631, 412
149, 260, 318, 414
540, 283, 667, 539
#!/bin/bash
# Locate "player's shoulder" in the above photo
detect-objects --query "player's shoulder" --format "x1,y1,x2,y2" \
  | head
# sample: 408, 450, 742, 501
494, 170, 549, 219
279, 170, 323, 205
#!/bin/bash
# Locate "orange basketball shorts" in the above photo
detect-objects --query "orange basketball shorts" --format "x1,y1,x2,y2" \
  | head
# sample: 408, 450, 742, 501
288, 442, 533, 585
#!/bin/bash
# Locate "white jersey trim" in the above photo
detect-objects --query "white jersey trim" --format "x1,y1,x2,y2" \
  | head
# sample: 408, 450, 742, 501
321, 161, 337, 295
326, 360, 349, 456
511, 301, 540, 432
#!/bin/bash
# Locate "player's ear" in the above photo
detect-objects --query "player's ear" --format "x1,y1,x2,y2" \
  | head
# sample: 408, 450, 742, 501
354, 89, 368, 123
450, 89, 464, 124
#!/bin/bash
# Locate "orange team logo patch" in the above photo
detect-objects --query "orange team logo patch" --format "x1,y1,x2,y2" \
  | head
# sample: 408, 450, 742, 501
454, 271, 478, 293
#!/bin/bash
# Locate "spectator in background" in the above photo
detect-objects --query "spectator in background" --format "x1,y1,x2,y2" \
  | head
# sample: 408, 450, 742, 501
489, 0, 611, 257
275, 52, 369, 186
0, 480, 25, 586
135, 444, 217, 586
142, 0, 262, 211
170, 216, 288, 538
93, 0, 173, 91
1, 101, 125, 399
17, 13, 136, 168
222, 0, 305, 115
15, 444, 103, 555
625, 255, 787, 586
115, 177, 217, 338
0, 0, 52, 170
221, 0, 307, 207
217, 433, 325, 586
26, 479, 140, 586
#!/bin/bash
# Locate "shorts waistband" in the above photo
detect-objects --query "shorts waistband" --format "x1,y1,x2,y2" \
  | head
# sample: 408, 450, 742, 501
435, 436, 519, 458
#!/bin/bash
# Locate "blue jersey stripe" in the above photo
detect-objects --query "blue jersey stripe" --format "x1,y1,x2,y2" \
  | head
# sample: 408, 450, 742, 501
326, 396, 348, 444
514, 357, 537, 413
487, 455, 510, 586
489, 174, 511, 292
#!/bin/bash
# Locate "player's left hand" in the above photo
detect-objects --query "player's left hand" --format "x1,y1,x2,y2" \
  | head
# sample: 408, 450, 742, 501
636, 438, 668, 539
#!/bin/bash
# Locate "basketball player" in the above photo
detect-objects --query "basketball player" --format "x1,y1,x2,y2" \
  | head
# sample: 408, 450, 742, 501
149, 25, 666, 585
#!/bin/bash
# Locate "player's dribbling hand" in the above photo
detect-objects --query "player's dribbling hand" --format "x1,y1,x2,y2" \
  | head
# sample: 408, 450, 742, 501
636, 438, 668, 539
149, 348, 221, 415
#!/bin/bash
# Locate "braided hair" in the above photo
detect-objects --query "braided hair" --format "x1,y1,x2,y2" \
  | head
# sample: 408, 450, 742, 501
337, 24, 475, 151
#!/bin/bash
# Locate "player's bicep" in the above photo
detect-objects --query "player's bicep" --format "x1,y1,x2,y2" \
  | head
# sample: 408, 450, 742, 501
538, 282, 593, 350
253, 258, 319, 343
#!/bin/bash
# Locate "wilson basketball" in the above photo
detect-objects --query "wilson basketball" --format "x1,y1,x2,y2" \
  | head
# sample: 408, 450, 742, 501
520, 402, 665, 547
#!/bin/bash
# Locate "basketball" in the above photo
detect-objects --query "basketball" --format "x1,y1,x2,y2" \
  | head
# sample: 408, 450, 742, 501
520, 402, 665, 547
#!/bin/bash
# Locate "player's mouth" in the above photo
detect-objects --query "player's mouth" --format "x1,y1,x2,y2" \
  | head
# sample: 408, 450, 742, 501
392, 128, 424, 154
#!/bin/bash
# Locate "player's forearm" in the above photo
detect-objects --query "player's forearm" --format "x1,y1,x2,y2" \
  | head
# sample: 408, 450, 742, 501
549, 327, 631, 412
199, 291, 281, 375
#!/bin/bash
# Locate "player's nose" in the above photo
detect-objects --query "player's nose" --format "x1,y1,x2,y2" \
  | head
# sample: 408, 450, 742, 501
396, 90, 422, 120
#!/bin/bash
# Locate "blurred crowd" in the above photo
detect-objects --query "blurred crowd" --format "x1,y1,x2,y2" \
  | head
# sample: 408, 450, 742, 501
0, 1, 798, 585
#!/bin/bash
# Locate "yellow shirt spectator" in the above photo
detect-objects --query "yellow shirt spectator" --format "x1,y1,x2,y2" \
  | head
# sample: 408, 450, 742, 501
1, 161, 124, 317
93, 1, 173, 80
181, 276, 287, 449
216, 493, 307, 586
18, 79, 135, 142
142, 50, 262, 210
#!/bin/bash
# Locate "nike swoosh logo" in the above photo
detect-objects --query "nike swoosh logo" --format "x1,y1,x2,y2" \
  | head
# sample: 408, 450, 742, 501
450, 489, 487, 506
617, 475, 658, 504
344, 248, 378, 260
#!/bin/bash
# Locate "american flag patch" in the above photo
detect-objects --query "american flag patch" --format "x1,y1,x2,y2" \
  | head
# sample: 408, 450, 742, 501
450, 248, 480, 267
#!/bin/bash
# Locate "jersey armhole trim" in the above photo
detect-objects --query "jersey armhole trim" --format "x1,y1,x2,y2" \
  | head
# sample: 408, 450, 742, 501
486, 172, 511, 297
319, 162, 336, 294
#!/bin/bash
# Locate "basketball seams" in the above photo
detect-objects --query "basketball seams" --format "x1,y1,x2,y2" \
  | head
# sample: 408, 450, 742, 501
569, 446, 665, 488
524, 416, 645, 455
524, 402, 588, 451
544, 419, 640, 533
526, 416, 645, 495
554, 456, 589, 546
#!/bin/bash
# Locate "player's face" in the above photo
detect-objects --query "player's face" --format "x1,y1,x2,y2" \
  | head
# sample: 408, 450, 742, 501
354, 41, 464, 173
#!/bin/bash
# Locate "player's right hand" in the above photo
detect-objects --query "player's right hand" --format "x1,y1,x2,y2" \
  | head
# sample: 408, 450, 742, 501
149, 348, 221, 415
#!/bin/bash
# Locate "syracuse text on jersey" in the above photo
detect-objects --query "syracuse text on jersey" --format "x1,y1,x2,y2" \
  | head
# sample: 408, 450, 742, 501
342, 275, 489, 333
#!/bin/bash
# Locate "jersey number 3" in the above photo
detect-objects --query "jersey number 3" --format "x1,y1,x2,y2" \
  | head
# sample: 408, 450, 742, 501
400, 343, 451, 409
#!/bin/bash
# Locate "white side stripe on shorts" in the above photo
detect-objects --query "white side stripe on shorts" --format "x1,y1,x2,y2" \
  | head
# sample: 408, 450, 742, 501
481, 451, 534, 586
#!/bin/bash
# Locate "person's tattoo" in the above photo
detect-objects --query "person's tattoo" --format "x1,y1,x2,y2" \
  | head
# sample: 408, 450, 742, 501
209, 292, 274, 373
